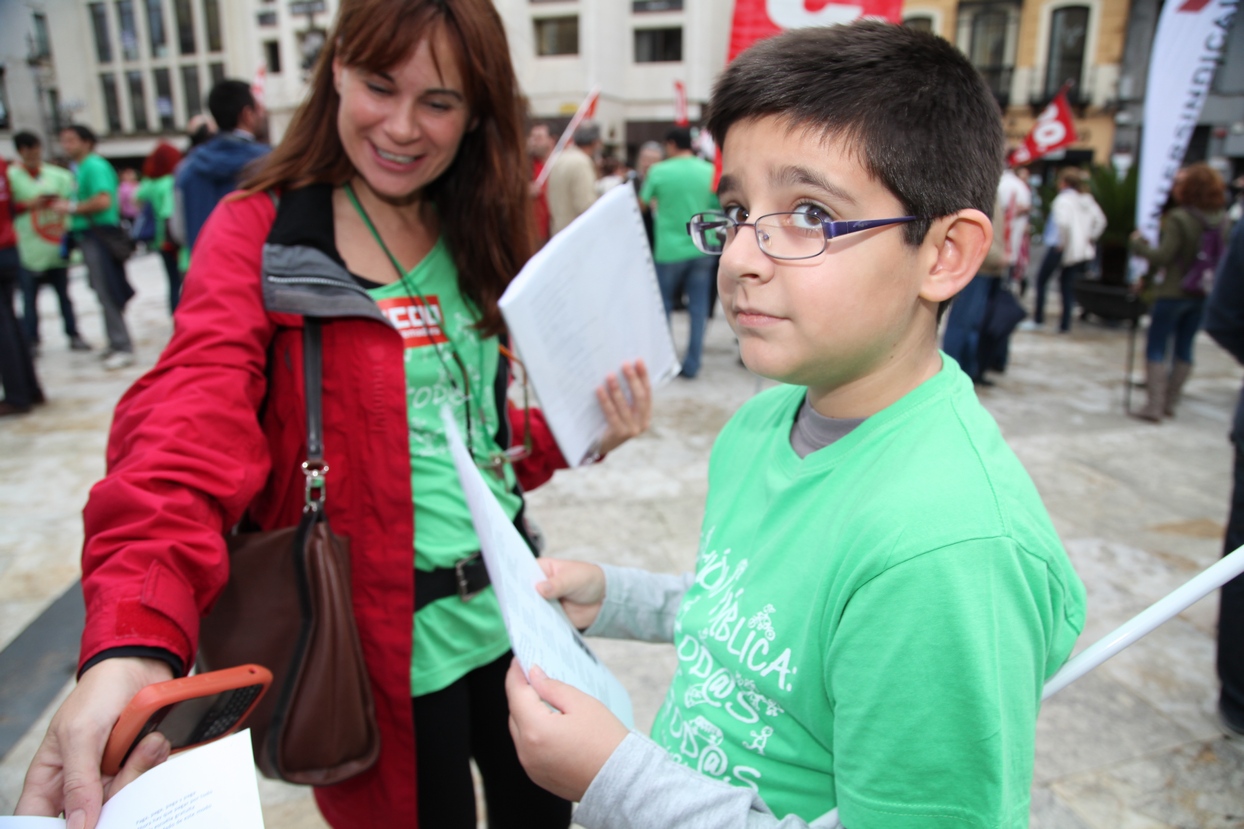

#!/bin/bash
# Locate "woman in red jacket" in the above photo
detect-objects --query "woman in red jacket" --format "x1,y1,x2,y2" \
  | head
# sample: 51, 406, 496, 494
15, 1, 650, 827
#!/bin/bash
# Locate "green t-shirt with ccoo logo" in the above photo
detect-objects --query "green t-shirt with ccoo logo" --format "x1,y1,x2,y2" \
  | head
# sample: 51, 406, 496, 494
366, 238, 522, 697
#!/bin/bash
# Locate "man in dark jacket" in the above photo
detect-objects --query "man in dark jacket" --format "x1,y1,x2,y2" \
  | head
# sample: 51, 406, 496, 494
173, 79, 269, 259
1204, 221, 1244, 738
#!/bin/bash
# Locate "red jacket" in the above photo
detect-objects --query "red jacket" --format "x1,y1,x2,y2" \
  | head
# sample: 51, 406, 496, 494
0, 159, 17, 250
79, 187, 566, 826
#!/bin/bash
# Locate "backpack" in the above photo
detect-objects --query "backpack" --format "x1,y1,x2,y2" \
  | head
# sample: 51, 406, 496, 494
1180, 209, 1226, 296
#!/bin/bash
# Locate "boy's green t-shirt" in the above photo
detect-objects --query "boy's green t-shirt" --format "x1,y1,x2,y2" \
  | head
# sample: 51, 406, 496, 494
7, 162, 75, 272
70, 152, 121, 231
650, 359, 1086, 827
365, 239, 522, 697
135, 175, 176, 249
640, 155, 719, 263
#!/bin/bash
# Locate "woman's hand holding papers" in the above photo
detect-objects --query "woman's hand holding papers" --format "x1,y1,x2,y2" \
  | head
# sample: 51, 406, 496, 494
535, 558, 606, 631
594, 360, 652, 457
16, 657, 174, 829
505, 660, 628, 802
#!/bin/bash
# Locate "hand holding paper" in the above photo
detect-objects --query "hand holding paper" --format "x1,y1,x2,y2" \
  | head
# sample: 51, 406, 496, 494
440, 406, 634, 727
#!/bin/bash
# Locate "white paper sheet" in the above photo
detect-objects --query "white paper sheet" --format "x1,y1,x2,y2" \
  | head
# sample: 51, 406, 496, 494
441, 406, 634, 727
499, 184, 680, 466
0, 730, 264, 829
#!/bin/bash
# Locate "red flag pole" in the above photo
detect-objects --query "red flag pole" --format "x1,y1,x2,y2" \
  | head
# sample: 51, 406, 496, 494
535, 86, 601, 190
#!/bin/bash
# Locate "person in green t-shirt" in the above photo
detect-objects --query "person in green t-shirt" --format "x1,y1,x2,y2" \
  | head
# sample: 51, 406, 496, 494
508, 23, 1087, 829
135, 142, 184, 314
640, 128, 720, 379
8, 131, 90, 352
51, 124, 135, 369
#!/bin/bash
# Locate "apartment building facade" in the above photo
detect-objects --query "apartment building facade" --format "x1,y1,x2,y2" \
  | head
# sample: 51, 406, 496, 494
1, 0, 1239, 176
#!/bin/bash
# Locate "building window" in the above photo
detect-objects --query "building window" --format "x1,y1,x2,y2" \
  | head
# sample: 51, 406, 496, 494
633, 0, 684, 10
154, 67, 175, 129
145, 0, 168, 58
32, 13, 53, 61
957, 1, 1019, 107
180, 64, 202, 119
635, 27, 682, 62
174, 0, 195, 54
903, 15, 934, 33
127, 70, 149, 131
1045, 6, 1089, 99
209, 62, 225, 86
90, 3, 114, 63
0, 68, 9, 131
101, 72, 123, 132
264, 40, 282, 74
48, 88, 63, 133
297, 29, 326, 74
534, 16, 578, 56
117, 0, 140, 61
203, 0, 222, 51
257, 10, 277, 26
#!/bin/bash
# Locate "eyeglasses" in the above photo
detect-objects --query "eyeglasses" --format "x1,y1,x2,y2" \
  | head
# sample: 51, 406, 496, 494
686, 211, 920, 260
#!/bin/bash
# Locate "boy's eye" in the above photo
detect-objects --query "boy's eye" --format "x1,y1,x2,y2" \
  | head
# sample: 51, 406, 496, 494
790, 203, 830, 228
723, 204, 748, 223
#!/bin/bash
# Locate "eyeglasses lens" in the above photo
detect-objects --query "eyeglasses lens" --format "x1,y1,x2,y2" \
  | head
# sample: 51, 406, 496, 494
757, 216, 824, 259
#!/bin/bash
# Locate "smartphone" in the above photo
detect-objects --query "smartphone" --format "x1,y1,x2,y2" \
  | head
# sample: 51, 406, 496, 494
101, 664, 273, 775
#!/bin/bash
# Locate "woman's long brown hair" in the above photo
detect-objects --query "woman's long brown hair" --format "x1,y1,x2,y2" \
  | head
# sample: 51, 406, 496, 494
242, 0, 532, 335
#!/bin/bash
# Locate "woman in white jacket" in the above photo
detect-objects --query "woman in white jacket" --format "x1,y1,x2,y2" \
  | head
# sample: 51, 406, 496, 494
1051, 169, 1107, 332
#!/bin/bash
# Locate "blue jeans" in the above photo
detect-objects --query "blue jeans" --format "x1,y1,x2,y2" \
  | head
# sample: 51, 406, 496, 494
942, 272, 996, 380
1145, 297, 1205, 364
1032, 246, 1062, 325
656, 256, 716, 378
1057, 262, 1086, 332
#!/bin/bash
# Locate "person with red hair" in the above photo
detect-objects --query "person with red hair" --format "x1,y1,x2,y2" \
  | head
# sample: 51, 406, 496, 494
136, 142, 184, 312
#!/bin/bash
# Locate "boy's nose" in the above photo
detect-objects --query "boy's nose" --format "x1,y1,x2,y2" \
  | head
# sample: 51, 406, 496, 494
719, 225, 776, 285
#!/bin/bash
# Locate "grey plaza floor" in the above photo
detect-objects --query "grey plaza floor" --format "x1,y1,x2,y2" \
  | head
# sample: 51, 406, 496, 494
1, 252, 1242, 827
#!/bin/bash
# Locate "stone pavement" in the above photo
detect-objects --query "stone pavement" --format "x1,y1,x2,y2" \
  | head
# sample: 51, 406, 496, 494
2, 252, 1243, 827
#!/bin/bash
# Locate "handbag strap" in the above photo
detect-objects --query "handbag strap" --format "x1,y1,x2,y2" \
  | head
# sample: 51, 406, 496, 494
302, 319, 328, 512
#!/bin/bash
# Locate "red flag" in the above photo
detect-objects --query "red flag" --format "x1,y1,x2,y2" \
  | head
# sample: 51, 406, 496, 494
1008, 86, 1078, 166
584, 88, 599, 119
728, 0, 905, 60
674, 81, 689, 127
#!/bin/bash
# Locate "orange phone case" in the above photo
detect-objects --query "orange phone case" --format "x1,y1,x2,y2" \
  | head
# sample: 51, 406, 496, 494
101, 664, 272, 775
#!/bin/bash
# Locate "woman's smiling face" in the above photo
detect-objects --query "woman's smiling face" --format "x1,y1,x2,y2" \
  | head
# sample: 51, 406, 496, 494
333, 29, 472, 204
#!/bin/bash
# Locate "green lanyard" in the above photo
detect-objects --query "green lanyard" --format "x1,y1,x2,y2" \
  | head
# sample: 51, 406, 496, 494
344, 182, 504, 475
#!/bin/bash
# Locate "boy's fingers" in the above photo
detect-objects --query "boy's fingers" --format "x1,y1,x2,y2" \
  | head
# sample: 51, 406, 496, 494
527, 665, 578, 713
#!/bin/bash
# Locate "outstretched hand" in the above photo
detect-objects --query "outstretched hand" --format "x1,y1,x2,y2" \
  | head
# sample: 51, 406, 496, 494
16, 658, 174, 829
595, 360, 652, 457
505, 659, 629, 803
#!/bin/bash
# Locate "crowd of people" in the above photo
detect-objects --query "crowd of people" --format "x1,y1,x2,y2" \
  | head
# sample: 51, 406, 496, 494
1, 4, 1241, 829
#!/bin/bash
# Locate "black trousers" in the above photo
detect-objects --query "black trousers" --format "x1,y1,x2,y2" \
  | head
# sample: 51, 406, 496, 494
19, 266, 80, 343
1221, 444, 1244, 724
0, 248, 43, 407
413, 651, 572, 829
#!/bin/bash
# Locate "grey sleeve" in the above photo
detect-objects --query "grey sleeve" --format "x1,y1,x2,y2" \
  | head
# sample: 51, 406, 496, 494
583, 564, 695, 643
573, 732, 843, 829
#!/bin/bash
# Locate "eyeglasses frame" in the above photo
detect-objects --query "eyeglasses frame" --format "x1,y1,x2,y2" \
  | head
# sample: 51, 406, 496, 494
686, 211, 921, 261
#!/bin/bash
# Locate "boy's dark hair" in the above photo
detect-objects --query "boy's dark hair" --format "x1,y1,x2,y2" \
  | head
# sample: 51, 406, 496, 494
665, 127, 693, 151
706, 21, 1005, 247
207, 79, 256, 132
14, 131, 41, 150
61, 124, 97, 146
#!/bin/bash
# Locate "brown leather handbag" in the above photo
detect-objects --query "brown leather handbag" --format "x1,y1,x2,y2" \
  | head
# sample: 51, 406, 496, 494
197, 319, 381, 785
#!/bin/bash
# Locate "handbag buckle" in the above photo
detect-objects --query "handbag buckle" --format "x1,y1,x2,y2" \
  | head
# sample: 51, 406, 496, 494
455, 553, 485, 602
303, 461, 329, 511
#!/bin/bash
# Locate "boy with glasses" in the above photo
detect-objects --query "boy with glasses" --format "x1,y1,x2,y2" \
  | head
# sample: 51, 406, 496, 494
506, 21, 1086, 829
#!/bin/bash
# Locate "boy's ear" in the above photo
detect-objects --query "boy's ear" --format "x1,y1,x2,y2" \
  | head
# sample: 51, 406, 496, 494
918, 209, 993, 304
